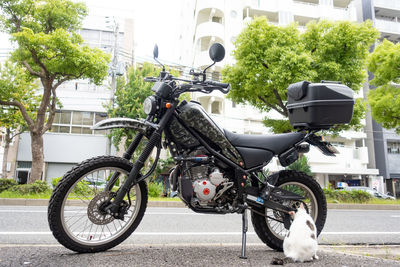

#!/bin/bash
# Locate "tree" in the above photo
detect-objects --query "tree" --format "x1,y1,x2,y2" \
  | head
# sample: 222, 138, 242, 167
107, 63, 161, 149
222, 18, 379, 133
0, 0, 111, 182
0, 61, 39, 178
108, 62, 179, 149
367, 39, 400, 133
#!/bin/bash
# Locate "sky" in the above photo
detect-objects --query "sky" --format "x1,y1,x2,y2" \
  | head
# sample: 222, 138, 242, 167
0, 0, 185, 64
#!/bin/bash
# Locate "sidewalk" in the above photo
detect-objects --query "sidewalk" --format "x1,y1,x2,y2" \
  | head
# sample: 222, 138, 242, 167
0, 198, 399, 209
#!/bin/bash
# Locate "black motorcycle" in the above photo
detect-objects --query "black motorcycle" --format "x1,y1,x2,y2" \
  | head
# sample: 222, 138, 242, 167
48, 43, 354, 258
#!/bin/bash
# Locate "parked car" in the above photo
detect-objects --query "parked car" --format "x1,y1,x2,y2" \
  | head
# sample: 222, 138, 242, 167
343, 186, 395, 200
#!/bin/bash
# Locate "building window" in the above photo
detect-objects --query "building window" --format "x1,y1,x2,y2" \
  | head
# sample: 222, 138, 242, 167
387, 142, 400, 154
211, 101, 221, 114
211, 71, 220, 81
50, 111, 107, 135
331, 142, 345, 147
212, 16, 222, 24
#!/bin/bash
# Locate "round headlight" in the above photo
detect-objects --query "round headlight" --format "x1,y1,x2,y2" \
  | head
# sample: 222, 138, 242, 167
143, 96, 157, 115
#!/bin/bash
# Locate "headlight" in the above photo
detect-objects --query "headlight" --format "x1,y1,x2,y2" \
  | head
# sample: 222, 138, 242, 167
143, 96, 157, 115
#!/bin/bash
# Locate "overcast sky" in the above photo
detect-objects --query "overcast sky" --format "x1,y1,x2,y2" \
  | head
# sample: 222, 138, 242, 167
0, 0, 185, 63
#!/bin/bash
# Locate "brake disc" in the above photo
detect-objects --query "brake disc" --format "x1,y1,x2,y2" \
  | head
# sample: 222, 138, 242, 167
87, 191, 115, 225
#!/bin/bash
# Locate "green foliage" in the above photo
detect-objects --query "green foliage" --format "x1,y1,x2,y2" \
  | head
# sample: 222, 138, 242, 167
222, 17, 379, 133
0, 61, 40, 123
108, 63, 179, 149
51, 177, 61, 188
286, 155, 312, 176
367, 40, 400, 133
9, 180, 51, 194
323, 188, 372, 203
153, 157, 174, 181
0, 178, 17, 193
0, 0, 111, 182
148, 182, 163, 198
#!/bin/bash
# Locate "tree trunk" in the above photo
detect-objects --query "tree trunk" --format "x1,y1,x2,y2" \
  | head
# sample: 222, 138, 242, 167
1, 128, 11, 179
30, 132, 44, 183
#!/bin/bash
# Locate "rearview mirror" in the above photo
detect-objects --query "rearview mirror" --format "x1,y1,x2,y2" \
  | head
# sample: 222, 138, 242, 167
209, 43, 225, 62
153, 44, 159, 59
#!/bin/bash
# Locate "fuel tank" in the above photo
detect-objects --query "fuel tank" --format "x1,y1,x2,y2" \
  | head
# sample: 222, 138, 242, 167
173, 101, 243, 165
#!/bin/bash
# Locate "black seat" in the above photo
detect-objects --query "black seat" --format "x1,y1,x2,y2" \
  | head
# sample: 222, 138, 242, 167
224, 130, 306, 155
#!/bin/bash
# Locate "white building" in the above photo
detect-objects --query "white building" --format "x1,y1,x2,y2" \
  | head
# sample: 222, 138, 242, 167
178, 0, 379, 189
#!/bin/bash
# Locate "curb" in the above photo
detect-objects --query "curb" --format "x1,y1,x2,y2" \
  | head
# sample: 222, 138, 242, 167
0, 198, 399, 209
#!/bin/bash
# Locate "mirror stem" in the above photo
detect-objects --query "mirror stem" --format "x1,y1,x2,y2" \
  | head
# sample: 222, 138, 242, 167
154, 58, 165, 72
203, 61, 216, 77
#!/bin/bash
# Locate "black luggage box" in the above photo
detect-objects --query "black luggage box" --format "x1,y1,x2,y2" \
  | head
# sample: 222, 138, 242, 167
287, 81, 354, 129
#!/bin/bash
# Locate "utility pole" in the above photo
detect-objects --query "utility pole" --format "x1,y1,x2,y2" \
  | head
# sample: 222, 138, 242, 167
106, 17, 120, 156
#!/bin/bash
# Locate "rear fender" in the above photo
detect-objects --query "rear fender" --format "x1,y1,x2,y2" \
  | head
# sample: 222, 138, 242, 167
91, 118, 158, 133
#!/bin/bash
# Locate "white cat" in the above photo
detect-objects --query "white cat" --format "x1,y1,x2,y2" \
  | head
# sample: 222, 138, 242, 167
282, 203, 318, 263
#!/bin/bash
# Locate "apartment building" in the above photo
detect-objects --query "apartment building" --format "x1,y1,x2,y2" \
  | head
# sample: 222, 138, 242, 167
355, 0, 400, 197
177, 0, 380, 190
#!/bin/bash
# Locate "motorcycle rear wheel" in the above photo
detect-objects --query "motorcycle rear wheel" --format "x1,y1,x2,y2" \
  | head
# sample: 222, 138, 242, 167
251, 170, 327, 251
48, 156, 148, 253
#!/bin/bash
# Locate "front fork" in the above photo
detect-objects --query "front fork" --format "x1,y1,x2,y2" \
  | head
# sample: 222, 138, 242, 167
105, 103, 177, 215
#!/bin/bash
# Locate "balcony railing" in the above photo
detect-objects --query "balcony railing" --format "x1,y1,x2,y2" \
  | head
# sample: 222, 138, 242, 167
195, 22, 225, 41
374, 0, 400, 10
375, 19, 400, 35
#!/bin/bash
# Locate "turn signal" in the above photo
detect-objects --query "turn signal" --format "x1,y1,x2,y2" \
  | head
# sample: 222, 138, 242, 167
165, 102, 171, 109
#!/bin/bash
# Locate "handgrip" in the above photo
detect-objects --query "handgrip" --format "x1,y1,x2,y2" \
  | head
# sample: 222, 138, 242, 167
207, 80, 230, 88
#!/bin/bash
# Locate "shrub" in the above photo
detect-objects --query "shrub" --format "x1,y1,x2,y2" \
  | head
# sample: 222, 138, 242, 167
148, 182, 163, 198
9, 180, 51, 195
286, 155, 312, 176
323, 188, 372, 203
51, 177, 62, 188
0, 179, 17, 193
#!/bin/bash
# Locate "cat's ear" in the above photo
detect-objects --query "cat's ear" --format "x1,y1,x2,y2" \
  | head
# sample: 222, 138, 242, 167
288, 211, 295, 219
299, 203, 305, 209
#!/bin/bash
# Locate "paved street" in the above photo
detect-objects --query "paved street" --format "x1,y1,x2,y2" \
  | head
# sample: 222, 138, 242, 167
0, 206, 399, 245
0, 206, 399, 266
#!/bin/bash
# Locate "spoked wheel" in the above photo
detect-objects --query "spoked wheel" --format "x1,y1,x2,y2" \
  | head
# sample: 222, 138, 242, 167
48, 156, 148, 253
251, 170, 327, 251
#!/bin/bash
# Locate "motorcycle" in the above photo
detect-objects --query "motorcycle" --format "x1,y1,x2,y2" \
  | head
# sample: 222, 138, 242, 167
48, 43, 354, 258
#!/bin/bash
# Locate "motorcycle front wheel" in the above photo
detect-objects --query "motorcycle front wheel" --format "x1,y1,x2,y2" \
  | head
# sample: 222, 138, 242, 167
48, 156, 148, 253
251, 170, 327, 251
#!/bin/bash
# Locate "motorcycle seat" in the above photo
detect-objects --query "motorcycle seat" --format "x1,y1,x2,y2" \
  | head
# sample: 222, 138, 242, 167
224, 130, 306, 155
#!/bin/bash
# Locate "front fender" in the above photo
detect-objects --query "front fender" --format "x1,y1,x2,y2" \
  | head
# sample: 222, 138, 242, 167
91, 118, 157, 133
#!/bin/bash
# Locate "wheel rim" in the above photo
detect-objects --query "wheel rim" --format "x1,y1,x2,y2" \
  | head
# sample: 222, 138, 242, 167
265, 181, 318, 240
60, 167, 141, 246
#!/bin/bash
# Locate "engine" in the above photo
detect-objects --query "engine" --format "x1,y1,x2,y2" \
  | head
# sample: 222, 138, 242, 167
176, 149, 233, 206
193, 168, 225, 202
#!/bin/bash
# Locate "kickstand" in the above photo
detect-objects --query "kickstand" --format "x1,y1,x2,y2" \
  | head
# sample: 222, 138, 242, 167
239, 205, 248, 259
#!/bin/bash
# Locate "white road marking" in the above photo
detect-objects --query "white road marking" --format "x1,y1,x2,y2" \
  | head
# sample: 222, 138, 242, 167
0, 231, 399, 236
0, 210, 203, 216
390, 215, 400, 218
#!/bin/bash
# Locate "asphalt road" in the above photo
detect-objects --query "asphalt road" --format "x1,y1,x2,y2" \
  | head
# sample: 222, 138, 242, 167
0, 206, 399, 266
0, 206, 399, 245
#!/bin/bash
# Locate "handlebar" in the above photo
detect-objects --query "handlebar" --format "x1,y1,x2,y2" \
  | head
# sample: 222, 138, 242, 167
144, 74, 231, 95
205, 80, 230, 89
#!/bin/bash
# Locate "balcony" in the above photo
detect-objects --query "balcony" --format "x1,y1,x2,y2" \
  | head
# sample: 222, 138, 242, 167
308, 146, 370, 169
195, 22, 225, 42
196, 0, 225, 14
375, 18, 400, 37
249, 0, 278, 12
375, 0, 400, 11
